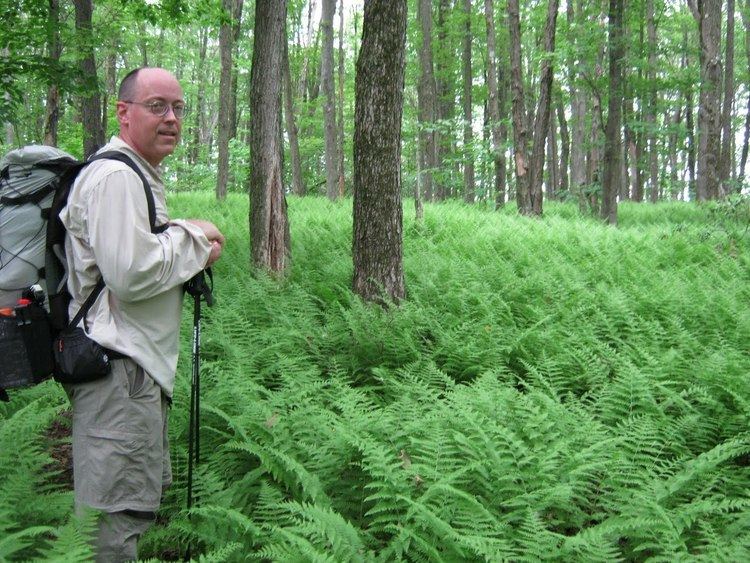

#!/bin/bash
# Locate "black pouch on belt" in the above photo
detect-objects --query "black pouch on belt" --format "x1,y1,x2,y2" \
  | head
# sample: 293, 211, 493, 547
52, 278, 124, 384
53, 326, 112, 383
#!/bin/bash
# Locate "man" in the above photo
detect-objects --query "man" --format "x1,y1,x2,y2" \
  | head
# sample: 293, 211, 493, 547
60, 67, 224, 561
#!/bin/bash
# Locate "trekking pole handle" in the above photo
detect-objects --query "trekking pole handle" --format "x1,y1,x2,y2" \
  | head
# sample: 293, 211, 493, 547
185, 268, 214, 307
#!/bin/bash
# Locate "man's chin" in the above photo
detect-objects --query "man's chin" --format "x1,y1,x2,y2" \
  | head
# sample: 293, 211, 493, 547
158, 140, 178, 154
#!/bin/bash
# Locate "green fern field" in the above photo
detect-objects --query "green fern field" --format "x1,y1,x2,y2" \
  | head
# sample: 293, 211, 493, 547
2, 194, 749, 561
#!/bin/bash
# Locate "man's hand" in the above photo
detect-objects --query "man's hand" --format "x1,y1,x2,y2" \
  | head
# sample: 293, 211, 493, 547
206, 240, 222, 267
187, 219, 225, 246
186, 219, 225, 267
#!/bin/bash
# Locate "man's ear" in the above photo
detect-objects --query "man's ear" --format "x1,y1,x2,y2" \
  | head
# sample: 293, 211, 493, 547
116, 101, 129, 126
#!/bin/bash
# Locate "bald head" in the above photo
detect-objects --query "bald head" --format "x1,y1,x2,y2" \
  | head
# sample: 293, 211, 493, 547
118, 67, 181, 102
116, 67, 185, 166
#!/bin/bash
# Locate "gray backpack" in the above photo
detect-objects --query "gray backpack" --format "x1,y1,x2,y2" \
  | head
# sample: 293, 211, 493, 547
0, 145, 158, 397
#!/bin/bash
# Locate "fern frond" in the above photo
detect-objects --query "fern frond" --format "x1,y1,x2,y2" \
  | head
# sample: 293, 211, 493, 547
35, 508, 97, 562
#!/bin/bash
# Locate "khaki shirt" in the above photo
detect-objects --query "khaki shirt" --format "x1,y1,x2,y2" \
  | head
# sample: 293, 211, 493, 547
60, 136, 211, 396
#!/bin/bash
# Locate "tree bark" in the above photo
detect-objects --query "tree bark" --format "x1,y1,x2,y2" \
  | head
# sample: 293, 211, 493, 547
619, 124, 629, 201
191, 28, 208, 165
683, 25, 697, 199
415, 141, 424, 220
668, 107, 681, 198
484, 0, 508, 209
569, 0, 588, 209
2, 46, 12, 144
719, 0, 735, 193
622, 84, 643, 202
321, 0, 338, 200
73, 0, 104, 158
216, 0, 236, 200
696, 0, 723, 201
461, 0, 475, 203
417, 0, 438, 202
586, 29, 605, 212
137, 21, 148, 66
507, 0, 530, 213
43, 0, 62, 147
284, 35, 306, 196
548, 112, 559, 200
249, 0, 291, 273
337, 0, 345, 197
101, 38, 117, 139
601, 0, 624, 225
352, 0, 407, 304
434, 0, 454, 200
646, 0, 659, 203
556, 93, 570, 197
739, 0, 750, 187
229, 0, 244, 140
528, 0, 559, 216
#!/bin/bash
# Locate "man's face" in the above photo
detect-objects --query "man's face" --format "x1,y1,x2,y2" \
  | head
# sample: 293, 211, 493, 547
117, 69, 184, 167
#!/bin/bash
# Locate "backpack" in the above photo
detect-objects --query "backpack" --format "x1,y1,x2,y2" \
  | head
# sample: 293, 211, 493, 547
0, 145, 162, 399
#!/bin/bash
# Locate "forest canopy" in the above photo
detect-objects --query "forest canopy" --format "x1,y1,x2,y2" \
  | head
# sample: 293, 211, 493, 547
1, 0, 748, 215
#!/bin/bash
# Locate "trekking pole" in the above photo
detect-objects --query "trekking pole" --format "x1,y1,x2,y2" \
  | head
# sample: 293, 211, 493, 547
184, 269, 213, 523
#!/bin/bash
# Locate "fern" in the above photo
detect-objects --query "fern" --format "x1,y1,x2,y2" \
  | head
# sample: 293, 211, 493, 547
7, 196, 750, 559
35, 509, 97, 562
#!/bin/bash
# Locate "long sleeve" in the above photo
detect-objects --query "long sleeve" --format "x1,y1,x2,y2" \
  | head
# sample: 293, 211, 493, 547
86, 169, 211, 302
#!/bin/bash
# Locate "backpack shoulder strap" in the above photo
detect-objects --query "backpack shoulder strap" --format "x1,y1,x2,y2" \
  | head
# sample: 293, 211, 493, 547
89, 151, 164, 234
54, 151, 168, 331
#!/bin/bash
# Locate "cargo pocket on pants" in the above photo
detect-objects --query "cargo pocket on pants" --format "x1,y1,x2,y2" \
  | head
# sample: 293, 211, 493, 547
75, 427, 161, 512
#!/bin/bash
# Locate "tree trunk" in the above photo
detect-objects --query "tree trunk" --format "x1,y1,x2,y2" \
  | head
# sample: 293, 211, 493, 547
2, 46, 13, 145
321, 0, 338, 200
352, 0, 407, 304
507, 0, 530, 214
556, 92, 570, 197
249, 0, 291, 272
481, 99, 490, 200
619, 126, 629, 200
337, 0, 345, 197
300, 1, 318, 103
569, 0, 588, 209
586, 32, 605, 212
696, 0, 723, 201
434, 0, 453, 200
191, 28, 208, 165
216, 0, 236, 200
683, 25, 697, 199
601, 0, 624, 225
418, 0, 438, 202
73, 0, 104, 158
668, 107, 681, 198
646, 0, 659, 203
461, 0, 475, 203
284, 35, 306, 196
548, 113, 558, 200
43, 0, 62, 147
739, 0, 750, 187
528, 0, 559, 216
229, 0, 244, 140
415, 142, 424, 220
719, 0, 735, 194
484, 0, 508, 209
101, 40, 117, 138
496, 40, 510, 209
137, 21, 148, 66
623, 91, 637, 201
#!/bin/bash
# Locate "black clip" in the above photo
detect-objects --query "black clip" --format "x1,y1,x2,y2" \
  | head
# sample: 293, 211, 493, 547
185, 269, 214, 307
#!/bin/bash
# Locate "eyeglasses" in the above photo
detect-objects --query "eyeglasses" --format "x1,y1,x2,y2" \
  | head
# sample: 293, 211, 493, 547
123, 100, 189, 119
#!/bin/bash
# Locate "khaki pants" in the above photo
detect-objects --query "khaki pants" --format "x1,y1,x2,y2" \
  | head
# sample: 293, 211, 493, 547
65, 358, 171, 562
